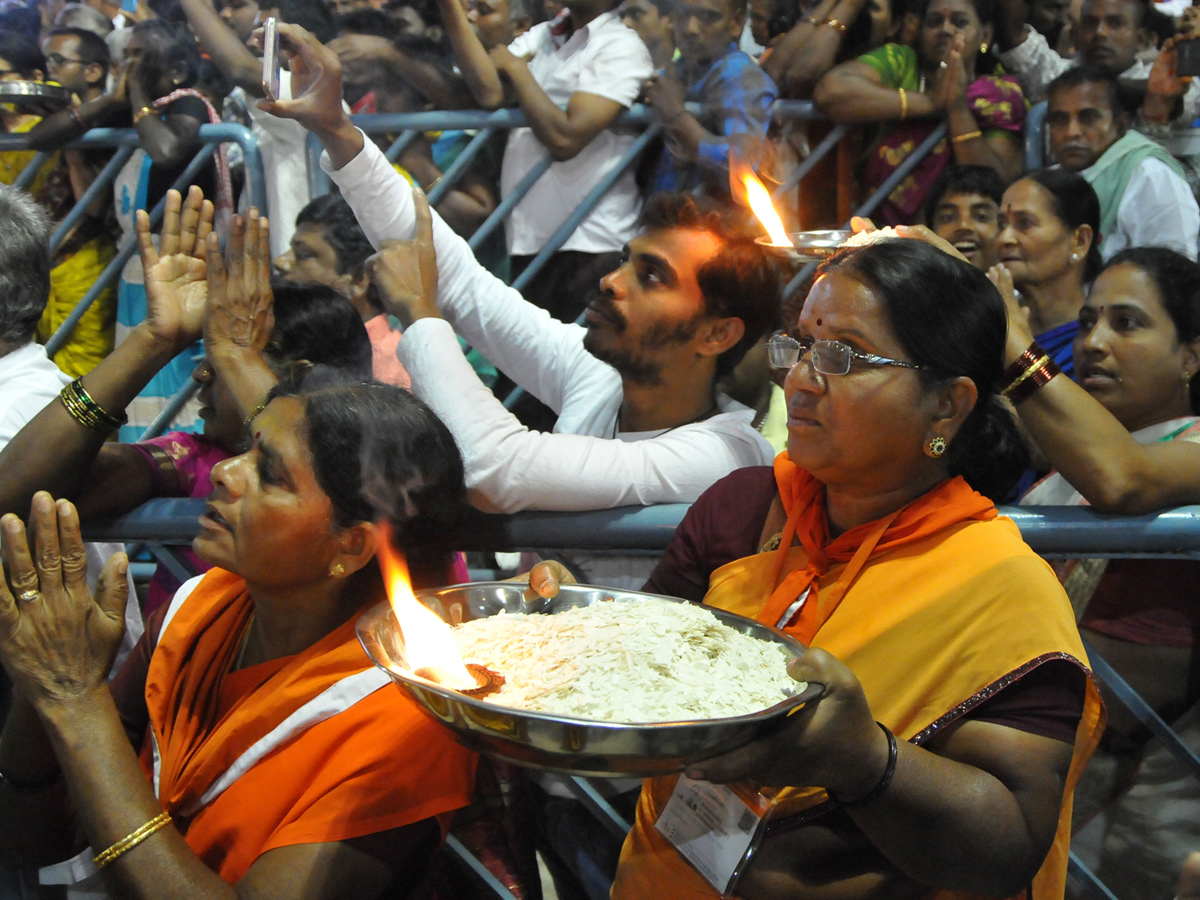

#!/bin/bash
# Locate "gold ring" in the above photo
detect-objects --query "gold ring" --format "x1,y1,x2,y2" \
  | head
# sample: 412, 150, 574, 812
16, 590, 39, 603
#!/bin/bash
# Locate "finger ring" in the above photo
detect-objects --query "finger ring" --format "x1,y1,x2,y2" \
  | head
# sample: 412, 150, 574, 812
16, 590, 39, 603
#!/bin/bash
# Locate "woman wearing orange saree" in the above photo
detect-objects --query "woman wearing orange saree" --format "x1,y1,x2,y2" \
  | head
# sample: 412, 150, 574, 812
610, 239, 1104, 899
0, 374, 476, 900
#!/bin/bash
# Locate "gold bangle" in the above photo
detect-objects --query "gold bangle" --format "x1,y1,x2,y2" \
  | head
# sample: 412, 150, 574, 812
59, 379, 127, 434
93, 810, 172, 869
243, 398, 269, 430
133, 105, 156, 125
425, 173, 444, 193
898, 88, 908, 120
823, 17, 847, 32
952, 129, 983, 144
1001, 354, 1051, 397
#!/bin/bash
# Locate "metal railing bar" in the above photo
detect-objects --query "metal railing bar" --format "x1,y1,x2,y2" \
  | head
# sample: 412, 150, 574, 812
467, 152, 552, 251
1083, 638, 1200, 783
45, 141, 218, 356
80, 499, 1200, 555
383, 129, 421, 164
771, 123, 848, 199
427, 127, 495, 206
306, 131, 331, 199
48, 145, 136, 254
13, 150, 50, 192
146, 543, 198, 585
1024, 101, 1048, 173
139, 377, 202, 441
1067, 852, 1121, 900
443, 835, 520, 900
562, 776, 633, 840
783, 122, 950, 300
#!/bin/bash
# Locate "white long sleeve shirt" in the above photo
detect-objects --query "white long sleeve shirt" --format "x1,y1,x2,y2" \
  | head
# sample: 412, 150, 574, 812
323, 136, 775, 515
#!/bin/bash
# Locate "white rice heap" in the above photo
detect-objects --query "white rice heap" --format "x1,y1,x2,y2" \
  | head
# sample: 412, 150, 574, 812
451, 598, 800, 723
841, 226, 902, 248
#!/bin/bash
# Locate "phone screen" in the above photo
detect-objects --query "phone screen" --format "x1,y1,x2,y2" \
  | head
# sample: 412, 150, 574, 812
1178, 39, 1200, 77
261, 17, 281, 101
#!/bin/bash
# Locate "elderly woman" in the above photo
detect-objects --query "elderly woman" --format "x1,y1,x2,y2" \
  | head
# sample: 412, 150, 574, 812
813, 0, 1025, 224
996, 170, 1099, 377
0, 373, 476, 898
606, 239, 1102, 899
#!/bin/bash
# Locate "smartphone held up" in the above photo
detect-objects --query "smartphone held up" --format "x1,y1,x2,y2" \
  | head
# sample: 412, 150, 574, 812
262, 16, 281, 101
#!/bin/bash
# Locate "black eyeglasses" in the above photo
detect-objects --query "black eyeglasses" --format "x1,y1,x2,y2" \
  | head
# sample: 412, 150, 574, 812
766, 333, 921, 376
44, 54, 84, 68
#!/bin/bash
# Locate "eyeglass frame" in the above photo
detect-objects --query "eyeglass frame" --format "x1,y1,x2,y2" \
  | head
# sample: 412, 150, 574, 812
44, 53, 86, 68
766, 333, 922, 376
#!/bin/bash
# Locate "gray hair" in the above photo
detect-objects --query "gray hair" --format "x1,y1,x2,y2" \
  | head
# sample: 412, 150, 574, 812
0, 185, 52, 346
54, 2, 115, 37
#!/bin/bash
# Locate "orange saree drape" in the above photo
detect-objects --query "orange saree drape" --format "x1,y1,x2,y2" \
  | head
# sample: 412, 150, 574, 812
613, 457, 1105, 900
140, 569, 477, 882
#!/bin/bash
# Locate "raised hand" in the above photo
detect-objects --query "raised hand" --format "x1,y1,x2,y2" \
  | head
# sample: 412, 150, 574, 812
255, 23, 351, 136
1143, 36, 1189, 124
138, 186, 214, 354
364, 185, 440, 329
0, 494, 128, 710
204, 210, 274, 359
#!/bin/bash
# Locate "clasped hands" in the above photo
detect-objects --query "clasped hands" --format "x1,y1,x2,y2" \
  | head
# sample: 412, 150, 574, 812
138, 186, 275, 362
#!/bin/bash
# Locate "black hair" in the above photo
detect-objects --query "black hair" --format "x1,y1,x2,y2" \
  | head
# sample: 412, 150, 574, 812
765, 0, 800, 39
0, 9, 42, 47
819, 239, 1030, 502
147, 0, 189, 23
1046, 64, 1134, 117
132, 20, 201, 94
922, 164, 1004, 225
336, 7, 402, 36
270, 371, 467, 590
266, 280, 376, 379
293, 194, 387, 312
46, 27, 111, 68
913, 0, 995, 25
637, 192, 783, 380
0, 29, 44, 78
281, 0, 337, 43
1103, 247, 1200, 413
1018, 168, 1104, 282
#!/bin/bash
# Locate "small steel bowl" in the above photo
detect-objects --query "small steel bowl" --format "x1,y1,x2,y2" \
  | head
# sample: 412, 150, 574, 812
0, 81, 73, 114
755, 229, 854, 262
357, 583, 823, 778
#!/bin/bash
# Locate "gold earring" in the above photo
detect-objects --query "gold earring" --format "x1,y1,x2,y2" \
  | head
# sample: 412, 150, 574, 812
1184, 371, 1193, 386
928, 436, 947, 458
330, 562, 345, 577
980, 41, 988, 54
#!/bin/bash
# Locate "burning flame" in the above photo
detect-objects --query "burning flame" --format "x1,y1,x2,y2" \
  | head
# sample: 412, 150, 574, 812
378, 525, 475, 690
743, 173, 791, 248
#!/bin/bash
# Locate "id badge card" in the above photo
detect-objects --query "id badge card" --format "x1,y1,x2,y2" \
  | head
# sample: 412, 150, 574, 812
655, 776, 774, 897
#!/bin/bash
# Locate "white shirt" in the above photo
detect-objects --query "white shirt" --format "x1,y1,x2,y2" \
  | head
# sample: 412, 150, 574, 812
1089, 157, 1200, 260
323, 136, 776, 516
0, 343, 143, 672
238, 71, 314, 259
501, 11, 652, 255
999, 27, 1200, 127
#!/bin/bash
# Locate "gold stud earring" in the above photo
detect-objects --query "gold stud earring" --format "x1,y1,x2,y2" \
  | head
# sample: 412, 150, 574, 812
330, 562, 345, 577
980, 41, 988, 54
928, 436, 947, 458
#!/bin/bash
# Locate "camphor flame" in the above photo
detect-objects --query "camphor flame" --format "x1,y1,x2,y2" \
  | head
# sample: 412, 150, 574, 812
743, 173, 792, 247
377, 524, 476, 690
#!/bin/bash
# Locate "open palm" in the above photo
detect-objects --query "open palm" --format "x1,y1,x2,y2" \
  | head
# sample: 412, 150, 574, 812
137, 187, 214, 353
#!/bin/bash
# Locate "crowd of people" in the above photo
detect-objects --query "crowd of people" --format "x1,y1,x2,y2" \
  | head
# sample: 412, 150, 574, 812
0, 0, 1197, 894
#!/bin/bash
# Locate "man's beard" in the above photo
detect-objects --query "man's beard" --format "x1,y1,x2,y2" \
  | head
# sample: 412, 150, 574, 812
581, 289, 703, 386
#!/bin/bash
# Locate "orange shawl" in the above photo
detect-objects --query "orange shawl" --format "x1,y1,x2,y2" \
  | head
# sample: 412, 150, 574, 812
613, 457, 1104, 900
140, 569, 477, 882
